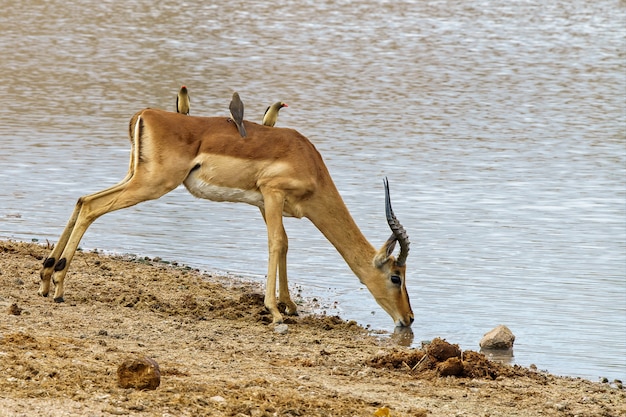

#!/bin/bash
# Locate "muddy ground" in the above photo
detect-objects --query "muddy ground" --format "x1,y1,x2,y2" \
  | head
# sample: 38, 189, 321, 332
0, 240, 623, 417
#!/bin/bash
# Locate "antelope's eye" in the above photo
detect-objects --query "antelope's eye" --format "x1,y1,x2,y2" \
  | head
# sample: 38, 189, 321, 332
390, 275, 402, 285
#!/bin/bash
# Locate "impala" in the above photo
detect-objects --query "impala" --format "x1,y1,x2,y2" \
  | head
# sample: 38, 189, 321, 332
39, 109, 414, 327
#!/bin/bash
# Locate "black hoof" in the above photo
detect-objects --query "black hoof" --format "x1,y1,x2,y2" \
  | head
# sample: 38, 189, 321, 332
54, 258, 66, 272
43, 257, 55, 268
53, 296, 64, 303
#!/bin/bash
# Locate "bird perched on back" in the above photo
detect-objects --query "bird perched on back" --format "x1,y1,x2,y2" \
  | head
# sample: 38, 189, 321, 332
176, 85, 190, 115
229, 92, 247, 137
262, 101, 288, 127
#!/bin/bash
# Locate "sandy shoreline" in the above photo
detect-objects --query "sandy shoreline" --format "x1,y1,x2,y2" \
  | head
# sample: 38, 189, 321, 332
1, 240, 624, 417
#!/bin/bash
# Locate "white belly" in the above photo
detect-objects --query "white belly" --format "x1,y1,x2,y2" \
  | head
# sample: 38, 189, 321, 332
183, 174, 264, 208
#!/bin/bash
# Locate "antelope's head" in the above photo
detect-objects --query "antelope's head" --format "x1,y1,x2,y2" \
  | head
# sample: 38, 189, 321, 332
370, 178, 414, 327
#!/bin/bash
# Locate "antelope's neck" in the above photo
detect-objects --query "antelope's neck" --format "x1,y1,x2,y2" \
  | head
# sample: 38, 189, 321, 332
305, 184, 377, 282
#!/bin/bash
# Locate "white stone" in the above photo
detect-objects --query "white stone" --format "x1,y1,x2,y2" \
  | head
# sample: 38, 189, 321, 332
479, 325, 515, 350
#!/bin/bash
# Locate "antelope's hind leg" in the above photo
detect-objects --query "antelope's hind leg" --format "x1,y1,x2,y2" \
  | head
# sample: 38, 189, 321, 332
40, 123, 139, 299
41, 161, 186, 302
39, 203, 79, 299
39, 175, 133, 299
48, 172, 183, 302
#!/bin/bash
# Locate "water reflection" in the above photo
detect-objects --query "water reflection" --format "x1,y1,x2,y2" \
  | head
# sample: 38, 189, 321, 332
480, 349, 515, 366
389, 326, 415, 348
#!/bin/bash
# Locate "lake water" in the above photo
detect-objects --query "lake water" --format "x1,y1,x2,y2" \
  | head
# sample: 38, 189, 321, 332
0, 0, 624, 382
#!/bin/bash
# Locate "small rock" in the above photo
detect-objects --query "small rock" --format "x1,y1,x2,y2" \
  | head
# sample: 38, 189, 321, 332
210, 395, 226, 403
8, 303, 22, 316
274, 323, 289, 335
479, 325, 515, 350
117, 356, 161, 390
554, 402, 568, 411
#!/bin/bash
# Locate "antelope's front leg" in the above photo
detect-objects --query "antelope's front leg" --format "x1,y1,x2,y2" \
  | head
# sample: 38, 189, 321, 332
262, 190, 290, 324
277, 246, 298, 316
265, 235, 286, 324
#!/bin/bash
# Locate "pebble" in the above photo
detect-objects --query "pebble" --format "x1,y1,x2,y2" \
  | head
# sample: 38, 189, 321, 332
555, 402, 568, 411
274, 324, 289, 335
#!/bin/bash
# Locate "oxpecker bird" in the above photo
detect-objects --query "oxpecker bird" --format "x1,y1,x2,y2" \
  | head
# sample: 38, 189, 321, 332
176, 86, 190, 115
229, 92, 247, 137
262, 101, 288, 127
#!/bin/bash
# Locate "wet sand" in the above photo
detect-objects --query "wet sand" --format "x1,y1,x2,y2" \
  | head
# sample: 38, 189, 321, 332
0, 241, 623, 417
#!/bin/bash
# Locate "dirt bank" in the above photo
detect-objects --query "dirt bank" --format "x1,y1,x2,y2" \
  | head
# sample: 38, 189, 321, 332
0, 241, 623, 416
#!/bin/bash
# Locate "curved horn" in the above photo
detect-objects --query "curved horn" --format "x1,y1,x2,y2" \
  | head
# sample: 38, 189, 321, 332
383, 177, 410, 266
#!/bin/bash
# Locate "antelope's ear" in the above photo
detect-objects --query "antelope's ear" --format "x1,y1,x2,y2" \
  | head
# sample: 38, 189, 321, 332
374, 234, 397, 268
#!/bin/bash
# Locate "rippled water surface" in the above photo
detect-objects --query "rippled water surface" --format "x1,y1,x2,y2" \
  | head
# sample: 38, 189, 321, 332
1, 0, 624, 381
